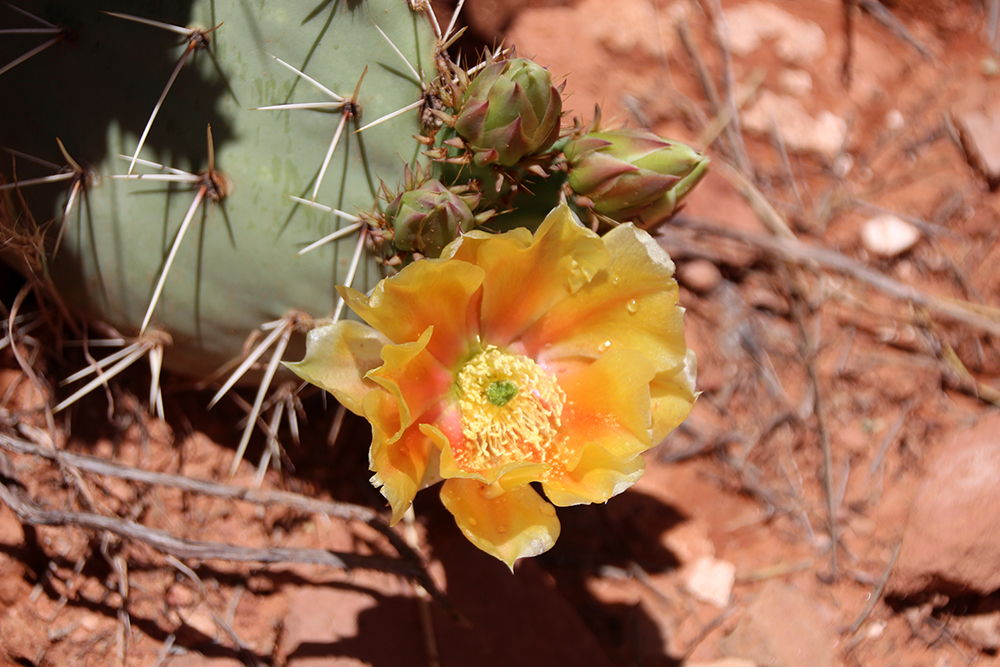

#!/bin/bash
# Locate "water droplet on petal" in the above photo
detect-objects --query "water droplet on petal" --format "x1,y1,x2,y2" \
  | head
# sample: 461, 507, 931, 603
598, 340, 612, 353
496, 524, 508, 534
468, 517, 478, 526
627, 299, 639, 313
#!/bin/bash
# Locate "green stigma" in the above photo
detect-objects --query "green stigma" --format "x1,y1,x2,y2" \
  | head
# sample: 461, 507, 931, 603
486, 380, 519, 407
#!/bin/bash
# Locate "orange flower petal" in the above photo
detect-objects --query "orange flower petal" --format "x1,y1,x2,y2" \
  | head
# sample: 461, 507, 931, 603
542, 443, 645, 507
439, 478, 561, 569
473, 205, 608, 346
367, 327, 453, 430
339, 259, 485, 368
441, 227, 532, 263
284, 320, 389, 415
523, 221, 688, 376
651, 349, 698, 444
554, 348, 656, 464
365, 390, 435, 525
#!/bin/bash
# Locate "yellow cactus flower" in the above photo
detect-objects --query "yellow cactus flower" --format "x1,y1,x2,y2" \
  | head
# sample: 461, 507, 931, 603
287, 205, 696, 568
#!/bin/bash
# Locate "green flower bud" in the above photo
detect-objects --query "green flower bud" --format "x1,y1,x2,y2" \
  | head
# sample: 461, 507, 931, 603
386, 179, 480, 258
564, 129, 709, 221
454, 57, 562, 168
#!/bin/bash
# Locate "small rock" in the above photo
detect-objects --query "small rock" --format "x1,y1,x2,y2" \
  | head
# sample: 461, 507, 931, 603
861, 214, 921, 258
958, 612, 1000, 651
724, 2, 826, 65
778, 68, 812, 97
720, 581, 834, 667
741, 90, 847, 158
678, 260, 722, 293
954, 110, 1000, 190
982, 56, 1000, 77
891, 414, 1000, 596
684, 555, 736, 608
885, 109, 905, 131
966, 612, 1000, 651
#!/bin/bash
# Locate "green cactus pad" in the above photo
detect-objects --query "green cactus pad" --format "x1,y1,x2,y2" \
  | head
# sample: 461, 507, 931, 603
0, 0, 437, 378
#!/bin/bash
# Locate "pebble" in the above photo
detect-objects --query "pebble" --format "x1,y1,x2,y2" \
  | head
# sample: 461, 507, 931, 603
684, 555, 736, 608
778, 68, 812, 97
724, 2, 826, 65
741, 91, 847, 158
958, 612, 1000, 651
677, 259, 722, 293
891, 414, 1000, 596
861, 214, 921, 258
954, 110, 1000, 189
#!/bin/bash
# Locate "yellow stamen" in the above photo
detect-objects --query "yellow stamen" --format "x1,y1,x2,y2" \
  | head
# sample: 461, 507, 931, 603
455, 347, 566, 472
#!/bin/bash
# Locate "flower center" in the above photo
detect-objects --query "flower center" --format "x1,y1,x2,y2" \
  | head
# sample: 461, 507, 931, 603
455, 347, 566, 472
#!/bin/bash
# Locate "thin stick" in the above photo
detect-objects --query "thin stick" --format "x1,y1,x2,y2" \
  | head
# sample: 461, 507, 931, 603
673, 216, 1000, 337
856, 0, 933, 60
0, 477, 422, 576
141, 185, 207, 334
847, 541, 902, 633
0, 430, 379, 522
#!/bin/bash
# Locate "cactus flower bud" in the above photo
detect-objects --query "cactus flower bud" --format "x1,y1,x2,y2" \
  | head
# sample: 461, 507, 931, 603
386, 179, 480, 257
564, 129, 709, 221
454, 57, 562, 167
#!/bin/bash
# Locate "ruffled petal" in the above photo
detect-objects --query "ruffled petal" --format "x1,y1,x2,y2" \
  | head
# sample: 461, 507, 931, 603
439, 478, 560, 569
366, 327, 454, 430
551, 348, 655, 464
339, 259, 485, 368
651, 349, 698, 444
440, 227, 532, 263
522, 222, 687, 376
284, 320, 389, 415
542, 443, 645, 507
473, 205, 608, 346
365, 390, 435, 525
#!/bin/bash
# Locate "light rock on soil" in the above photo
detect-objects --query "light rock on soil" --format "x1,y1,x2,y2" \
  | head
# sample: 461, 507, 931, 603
678, 259, 723, 294
954, 110, 1000, 190
684, 555, 736, 608
741, 90, 847, 158
891, 414, 1000, 596
719, 581, 834, 667
723, 2, 826, 65
861, 214, 921, 258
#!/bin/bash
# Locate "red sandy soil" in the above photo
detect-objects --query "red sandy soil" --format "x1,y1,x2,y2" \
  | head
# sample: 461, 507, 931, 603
4, 1, 1000, 666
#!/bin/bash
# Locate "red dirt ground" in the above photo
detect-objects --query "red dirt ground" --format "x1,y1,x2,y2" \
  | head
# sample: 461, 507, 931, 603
4, 0, 1000, 666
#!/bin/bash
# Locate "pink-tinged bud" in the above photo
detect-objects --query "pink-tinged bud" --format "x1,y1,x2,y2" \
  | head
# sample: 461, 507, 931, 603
564, 128, 709, 220
454, 57, 562, 168
386, 179, 480, 257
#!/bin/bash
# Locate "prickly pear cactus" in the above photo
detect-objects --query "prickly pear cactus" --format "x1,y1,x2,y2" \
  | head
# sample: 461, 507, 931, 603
0, 0, 437, 377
